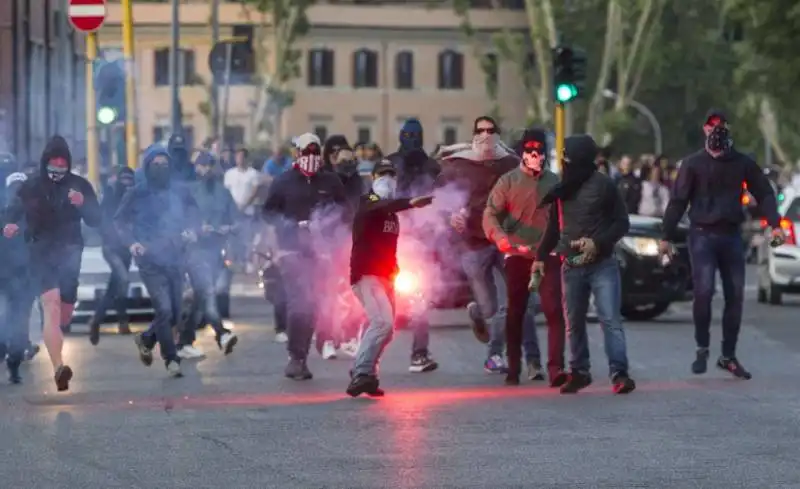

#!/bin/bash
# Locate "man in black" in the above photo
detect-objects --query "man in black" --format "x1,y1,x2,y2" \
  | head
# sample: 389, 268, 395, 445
660, 110, 783, 379
536, 134, 636, 395
615, 155, 642, 214
262, 133, 348, 380
347, 160, 433, 397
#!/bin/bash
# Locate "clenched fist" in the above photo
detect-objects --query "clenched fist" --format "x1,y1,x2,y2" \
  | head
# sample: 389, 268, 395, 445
3, 223, 19, 238
68, 189, 84, 207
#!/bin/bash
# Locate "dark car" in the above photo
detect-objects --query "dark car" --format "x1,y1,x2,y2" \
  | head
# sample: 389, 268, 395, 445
615, 215, 692, 320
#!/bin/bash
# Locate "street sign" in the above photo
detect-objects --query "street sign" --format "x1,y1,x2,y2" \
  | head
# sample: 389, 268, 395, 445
68, 0, 107, 33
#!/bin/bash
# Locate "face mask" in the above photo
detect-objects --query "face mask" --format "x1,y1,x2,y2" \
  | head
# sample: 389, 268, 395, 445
295, 154, 322, 175
149, 164, 170, 187
372, 175, 397, 200
522, 151, 543, 174
400, 132, 423, 152
47, 165, 68, 183
706, 125, 732, 154
473, 133, 499, 159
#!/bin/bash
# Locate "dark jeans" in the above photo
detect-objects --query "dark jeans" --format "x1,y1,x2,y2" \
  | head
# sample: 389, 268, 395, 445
688, 229, 745, 357
92, 246, 132, 324
0, 275, 35, 364
562, 256, 629, 377
139, 262, 182, 362
182, 247, 230, 345
504, 255, 565, 376
277, 252, 319, 361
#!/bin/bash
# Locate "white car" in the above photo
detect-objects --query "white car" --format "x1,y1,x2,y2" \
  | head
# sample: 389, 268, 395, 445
72, 226, 154, 322
756, 186, 800, 304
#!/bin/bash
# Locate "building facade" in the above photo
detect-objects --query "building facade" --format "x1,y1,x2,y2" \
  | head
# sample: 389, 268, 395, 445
100, 0, 530, 153
0, 0, 87, 168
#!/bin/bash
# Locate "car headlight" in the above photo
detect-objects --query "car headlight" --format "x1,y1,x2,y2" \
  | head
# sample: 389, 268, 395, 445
620, 236, 659, 256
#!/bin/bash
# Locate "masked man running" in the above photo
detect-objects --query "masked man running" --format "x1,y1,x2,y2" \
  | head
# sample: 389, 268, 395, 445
3, 135, 102, 391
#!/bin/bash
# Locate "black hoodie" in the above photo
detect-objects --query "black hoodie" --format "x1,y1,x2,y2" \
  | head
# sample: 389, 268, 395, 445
100, 167, 135, 250
5, 136, 101, 245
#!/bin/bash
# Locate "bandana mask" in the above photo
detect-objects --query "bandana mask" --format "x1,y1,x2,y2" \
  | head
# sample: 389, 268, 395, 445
372, 175, 397, 199
473, 133, 499, 160
46, 165, 68, 183
295, 142, 322, 175
522, 140, 545, 173
706, 125, 732, 154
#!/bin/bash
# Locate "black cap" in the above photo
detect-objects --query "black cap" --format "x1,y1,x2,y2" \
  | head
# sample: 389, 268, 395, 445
704, 108, 727, 126
519, 127, 548, 155
371, 159, 396, 177
564, 134, 598, 166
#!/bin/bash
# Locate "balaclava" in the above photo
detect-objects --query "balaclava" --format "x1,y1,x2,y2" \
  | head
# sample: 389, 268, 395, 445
40, 135, 72, 183
293, 133, 323, 176
115, 167, 135, 195
706, 124, 733, 155
399, 118, 424, 153
518, 128, 548, 174
143, 144, 172, 189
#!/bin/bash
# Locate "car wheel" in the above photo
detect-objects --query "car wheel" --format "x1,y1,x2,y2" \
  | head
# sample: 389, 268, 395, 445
621, 301, 672, 321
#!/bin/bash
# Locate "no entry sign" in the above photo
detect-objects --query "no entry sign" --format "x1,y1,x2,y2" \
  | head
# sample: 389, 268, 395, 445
68, 0, 107, 33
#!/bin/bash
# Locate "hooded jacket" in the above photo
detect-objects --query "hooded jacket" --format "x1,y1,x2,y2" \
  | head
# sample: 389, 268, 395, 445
5, 136, 101, 245
113, 145, 200, 267
100, 167, 135, 250
386, 119, 440, 197
0, 177, 31, 280
436, 142, 518, 249
190, 171, 238, 247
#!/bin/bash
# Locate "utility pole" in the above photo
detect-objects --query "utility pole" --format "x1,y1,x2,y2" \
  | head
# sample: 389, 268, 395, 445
59, 0, 71, 138
169, 0, 182, 135
122, 0, 138, 168
211, 0, 220, 139
85, 32, 99, 190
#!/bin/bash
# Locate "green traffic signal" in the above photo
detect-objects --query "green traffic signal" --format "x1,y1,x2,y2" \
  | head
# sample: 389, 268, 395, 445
556, 83, 578, 103
97, 106, 117, 125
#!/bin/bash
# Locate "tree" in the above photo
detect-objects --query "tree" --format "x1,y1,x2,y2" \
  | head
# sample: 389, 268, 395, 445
238, 0, 312, 148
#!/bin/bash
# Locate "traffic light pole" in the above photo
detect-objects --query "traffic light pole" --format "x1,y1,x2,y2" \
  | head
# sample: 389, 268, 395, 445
85, 32, 99, 190
210, 0, 220, 139
555, 102, 565, 174
122, 0, 138, 169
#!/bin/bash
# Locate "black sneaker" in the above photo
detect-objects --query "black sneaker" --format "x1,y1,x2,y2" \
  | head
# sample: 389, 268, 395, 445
7, 359, 21, 384
54, 365, 73, 392
717, 356, 752, 380
611, 372, 636, 394
548, 368, 569, 388
88, 317, 101, 345
691, 348, 709, 374
346, 374, 384, 397
409, 352, 438, 373
466, 302, 490, 344
134, 334, 154, 366
560, 371, 592, 394
284, 358, 313, 380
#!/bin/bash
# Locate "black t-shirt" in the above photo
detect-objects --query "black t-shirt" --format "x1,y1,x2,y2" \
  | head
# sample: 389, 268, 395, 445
349, 194, 413, 285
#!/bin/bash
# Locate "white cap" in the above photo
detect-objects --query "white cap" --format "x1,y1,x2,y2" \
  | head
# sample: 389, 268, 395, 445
293, 132, 321, 151
6, 172, 27, 187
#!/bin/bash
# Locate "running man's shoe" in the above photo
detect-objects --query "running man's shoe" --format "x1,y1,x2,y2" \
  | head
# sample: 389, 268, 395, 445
346, 374, 384, 397
274, 331, 288, 343
54, 365, 73, 392
691, 347, 710, 374
611, 372, 636, 394
134, 334, 154, 366
466, 302, 490, 343
217, 331, 238, 355
285, 358, 313, 380
560, 370, 592, 394
409, 352, 438, 373
484, 355, 507, 374
526, 361, 545, 381
166, 359, 183, 378
177, 344, 205, 360
717, 356, 752, 380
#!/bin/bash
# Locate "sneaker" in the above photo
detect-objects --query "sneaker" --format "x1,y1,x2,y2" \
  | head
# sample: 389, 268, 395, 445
165, 359, 183, 378
177, 344, 206, 360
24, 344, 40, 362
505, 373, 520, 386
611, 372, 636, 394
88, 317, 101, 345
346, 374, 384, 397
717, 356, 752, 380
274, 331, 288, 343
218, 331, 238, 355
548, 368, 568, 388
527, 361, 545, 381
409, 352, 438, 373
134, 334, 154, 367
54, 364, 73, 392
7, 360, 21, 384
339, 338, 360, 359
691, 348, 709, 374
484, 355, 507, 374
321, 341, 337, 360
467, 302, 490, 343
285, 358, 313, 380
560, 370, 592, 394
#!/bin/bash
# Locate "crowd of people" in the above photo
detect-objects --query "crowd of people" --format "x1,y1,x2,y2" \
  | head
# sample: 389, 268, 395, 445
0, 108, 787, 398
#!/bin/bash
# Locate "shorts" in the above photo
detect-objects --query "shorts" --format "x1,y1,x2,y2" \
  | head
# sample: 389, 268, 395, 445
29, 242, 83, 304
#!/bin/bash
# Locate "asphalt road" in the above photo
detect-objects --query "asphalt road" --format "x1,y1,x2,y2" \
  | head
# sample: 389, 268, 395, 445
2, 267, 800, 489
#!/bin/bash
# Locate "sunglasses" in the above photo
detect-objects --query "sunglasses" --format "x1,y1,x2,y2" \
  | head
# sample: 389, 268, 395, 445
523, 141, 543, 154
474, 127, 498, 135
299, 143, 321, 156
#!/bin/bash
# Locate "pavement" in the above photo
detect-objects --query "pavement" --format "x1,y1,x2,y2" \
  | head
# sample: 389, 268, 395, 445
3, 267, 800, 488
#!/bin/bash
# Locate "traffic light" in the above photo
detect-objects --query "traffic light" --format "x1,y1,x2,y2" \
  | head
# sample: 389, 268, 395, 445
94, 59, 126, 125
552, 45, 587, 104
208, 37, 254, 82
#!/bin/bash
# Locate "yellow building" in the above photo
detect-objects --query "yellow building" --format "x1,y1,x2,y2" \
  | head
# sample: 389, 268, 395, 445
100, 0, 529, 152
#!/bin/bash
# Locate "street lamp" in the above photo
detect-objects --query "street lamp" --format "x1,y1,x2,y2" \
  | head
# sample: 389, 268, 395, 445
602, 89, 663, 155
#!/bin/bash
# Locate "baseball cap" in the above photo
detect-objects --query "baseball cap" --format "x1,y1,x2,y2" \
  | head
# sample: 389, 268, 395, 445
371, 159, 396, 177
704, 109, 727, 127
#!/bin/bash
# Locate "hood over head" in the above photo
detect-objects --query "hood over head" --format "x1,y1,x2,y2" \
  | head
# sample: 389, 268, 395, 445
141, 144, 172, 187
539, 134, 599, 207
399, 118, 424, 152
322, 134, 351, 168
40, 135, 72, 175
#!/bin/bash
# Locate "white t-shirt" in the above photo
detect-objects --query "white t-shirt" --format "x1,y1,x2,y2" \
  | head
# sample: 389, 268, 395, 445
224, 166, 261, 216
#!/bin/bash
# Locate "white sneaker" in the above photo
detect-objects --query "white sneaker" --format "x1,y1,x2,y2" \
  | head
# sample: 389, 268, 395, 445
219, 332, 238, 355
275, 332, 288, 343
339, 339, 360, 359
166, 360, 183, 378
322, 340, 337, 360
177, 345, 206, 360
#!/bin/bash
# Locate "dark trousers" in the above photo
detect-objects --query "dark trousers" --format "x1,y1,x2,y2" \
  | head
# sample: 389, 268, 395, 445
182, 247, 229, 345
0, 276, 35, 364
278, 252, 319, 361
139, 263, 182, 362
688, 230, 745, 357
92, 246, 132, 324
504, 254, 566, 376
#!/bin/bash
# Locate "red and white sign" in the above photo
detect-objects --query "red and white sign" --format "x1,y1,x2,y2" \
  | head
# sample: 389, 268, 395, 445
68, 0, 107, 33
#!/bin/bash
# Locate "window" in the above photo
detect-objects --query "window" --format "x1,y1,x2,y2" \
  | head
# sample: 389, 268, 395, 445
153, 48, 196, 86
357, 127, 372, 144
395, 51, 414, 89
307, 49, 335, 87
313, 125, 328, 142
443, 126, 458, 146
438, 50, 464, 90
224, 125, 245, 147
232, 24, 254, 41
352, 49, 378, 88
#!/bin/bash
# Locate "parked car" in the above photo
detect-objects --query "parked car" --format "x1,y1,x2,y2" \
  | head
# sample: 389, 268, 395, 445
756, 185, 800, 305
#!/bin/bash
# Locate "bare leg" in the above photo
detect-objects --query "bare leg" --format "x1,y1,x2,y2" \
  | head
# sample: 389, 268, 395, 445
41, 289, 64, 371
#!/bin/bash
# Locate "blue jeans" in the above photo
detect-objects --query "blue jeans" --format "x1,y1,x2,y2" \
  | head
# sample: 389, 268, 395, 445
139, 263, 182, 362
688, 230, 745, 357
0, 275, 35, 364
182, 247, 229, 346
562, 256, 629, 376
92, 246, 132, 324
461, 246, 507, 355
351, 276, 395, 376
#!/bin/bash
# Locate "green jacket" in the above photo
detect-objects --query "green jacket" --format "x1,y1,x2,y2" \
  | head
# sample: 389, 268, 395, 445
482, 167, 559, 258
